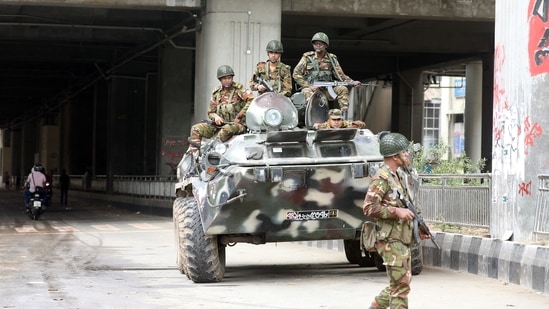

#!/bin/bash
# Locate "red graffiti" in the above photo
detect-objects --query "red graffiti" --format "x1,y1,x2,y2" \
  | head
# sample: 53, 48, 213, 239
161, 149, 184, 161
523, 116, 543, 153
529, 0, 549, 75
493, 44, 506, 109
162, 137, 188, 147
518, 180, 532, 196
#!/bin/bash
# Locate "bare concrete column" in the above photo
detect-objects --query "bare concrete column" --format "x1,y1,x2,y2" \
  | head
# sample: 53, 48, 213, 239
492, 1, 547, 241
464, 61, 482, 164
194, 0, 282, 122
394, 69, 424, 142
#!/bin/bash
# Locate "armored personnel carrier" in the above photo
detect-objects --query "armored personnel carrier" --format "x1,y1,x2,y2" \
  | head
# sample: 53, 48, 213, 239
173, 92, 422, 283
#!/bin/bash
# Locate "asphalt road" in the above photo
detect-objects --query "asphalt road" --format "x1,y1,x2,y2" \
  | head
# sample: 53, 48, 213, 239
0, 190, 547, 309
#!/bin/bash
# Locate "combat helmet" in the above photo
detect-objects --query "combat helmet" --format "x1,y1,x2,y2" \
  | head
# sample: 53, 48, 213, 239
379, 132, 409, 157
217, 65, 235, 79
311, 32, 329, 46
266, 40, 284, 53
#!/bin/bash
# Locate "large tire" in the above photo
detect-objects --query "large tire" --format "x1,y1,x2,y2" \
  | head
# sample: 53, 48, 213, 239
173, 197, 188, 274
373, 252, 386, 271
343, 239, 376, 267
372, 243, 423, 275
411, 242, 424, 275
180, 197, 226, 283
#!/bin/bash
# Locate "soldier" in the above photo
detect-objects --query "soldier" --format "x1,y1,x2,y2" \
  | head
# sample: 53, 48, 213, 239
249, 40, 292, 97
312, 109, 366, 130
292, 32, 360, 114
362, 132, 431, 309
189, 65, 254, 148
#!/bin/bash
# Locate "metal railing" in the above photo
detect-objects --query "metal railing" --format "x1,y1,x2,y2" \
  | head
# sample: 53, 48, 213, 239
56, 173, 492, 227
534, 175, 549, 237
417, 173, 491, 228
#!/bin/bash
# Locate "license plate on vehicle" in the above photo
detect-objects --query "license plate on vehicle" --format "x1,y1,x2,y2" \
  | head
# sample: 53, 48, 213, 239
286, 209, 338, 221
33, 201, 41, 207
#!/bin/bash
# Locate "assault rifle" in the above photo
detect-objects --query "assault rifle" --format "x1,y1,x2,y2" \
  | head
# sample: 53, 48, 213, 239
312, 81, 370, 99
400, 196, 440, 250
253, 74, 274, 92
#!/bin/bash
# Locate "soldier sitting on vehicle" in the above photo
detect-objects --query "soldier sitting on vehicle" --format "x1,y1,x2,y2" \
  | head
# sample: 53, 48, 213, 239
312, 109, 366, 130
292, 32, 361, 116
189, 65, 254, 149
249, 40, 292, 97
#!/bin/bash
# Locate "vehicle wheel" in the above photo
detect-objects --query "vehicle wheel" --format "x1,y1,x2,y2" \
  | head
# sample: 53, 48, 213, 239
373, 251, 386, 271
173, 197, 188, 274
343, 239, 375, 267
180, 197, 225, 283
411, 242, 424, 275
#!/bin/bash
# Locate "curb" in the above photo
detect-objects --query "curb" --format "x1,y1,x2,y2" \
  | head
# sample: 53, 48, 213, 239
298, 232, 549, 295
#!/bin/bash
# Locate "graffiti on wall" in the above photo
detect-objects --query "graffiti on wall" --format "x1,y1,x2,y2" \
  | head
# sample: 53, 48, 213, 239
161, 136, 188, 173
493, 0, 547, 199
529, 0, 549, 75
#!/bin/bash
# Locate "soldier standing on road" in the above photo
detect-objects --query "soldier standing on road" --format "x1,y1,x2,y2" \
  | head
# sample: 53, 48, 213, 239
362, 132, 431, 309
189, 65, 254, 148
292, 32, 360, 115
249, 40, 292, 97
312, 109, 366, 130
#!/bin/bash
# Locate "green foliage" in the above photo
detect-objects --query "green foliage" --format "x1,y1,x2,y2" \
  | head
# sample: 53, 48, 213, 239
411, 140, 486, 185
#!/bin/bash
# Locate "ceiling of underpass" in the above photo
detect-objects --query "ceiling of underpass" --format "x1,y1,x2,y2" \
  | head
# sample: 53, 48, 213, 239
0, 4, 494, 129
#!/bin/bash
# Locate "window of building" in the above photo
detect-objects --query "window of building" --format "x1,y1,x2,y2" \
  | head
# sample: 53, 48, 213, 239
423, 100, 440, 150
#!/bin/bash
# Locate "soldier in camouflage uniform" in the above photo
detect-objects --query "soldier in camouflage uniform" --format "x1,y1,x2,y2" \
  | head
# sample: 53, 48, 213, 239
363, 132, 431, 309
249, 40, 292, 97
312, 109, 366, 130
190, 65, 254, 146
292, 32, 361, 114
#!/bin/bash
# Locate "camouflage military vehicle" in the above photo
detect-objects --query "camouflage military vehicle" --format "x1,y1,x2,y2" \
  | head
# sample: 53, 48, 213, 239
173, 92, 422, 283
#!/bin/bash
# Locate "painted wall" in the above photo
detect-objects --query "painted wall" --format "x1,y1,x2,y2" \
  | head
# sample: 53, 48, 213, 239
492, 0, 546, 241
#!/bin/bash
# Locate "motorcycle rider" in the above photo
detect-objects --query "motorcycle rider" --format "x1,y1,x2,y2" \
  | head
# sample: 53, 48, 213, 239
23, 163, 47, 213
39, 166, 53, 207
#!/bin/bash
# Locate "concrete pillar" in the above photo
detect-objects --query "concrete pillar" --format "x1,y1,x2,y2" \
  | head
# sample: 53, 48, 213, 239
464, 61, 483, 163
492, 1, 547, 241
159, 48, 193, 175
393, 70, 424, 142
194, 0, 282, 122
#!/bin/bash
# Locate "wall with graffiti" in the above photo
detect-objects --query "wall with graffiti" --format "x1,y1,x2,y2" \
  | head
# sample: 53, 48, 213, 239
160, 136, 188, 175
492, 0, 547, 241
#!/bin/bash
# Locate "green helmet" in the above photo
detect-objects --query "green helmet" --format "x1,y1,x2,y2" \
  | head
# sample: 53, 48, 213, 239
379, 132, 409, 157
266, 40, 284, 53
217, 65, 235, 79
311, 32, 329, 46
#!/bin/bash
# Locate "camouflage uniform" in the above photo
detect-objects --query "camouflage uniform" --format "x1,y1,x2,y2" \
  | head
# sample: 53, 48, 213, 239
191, 82, 254, 142
314, 120, 365, 130
363, 164, 415, 309
249, 60, 292, 97
292, 51, 354, 110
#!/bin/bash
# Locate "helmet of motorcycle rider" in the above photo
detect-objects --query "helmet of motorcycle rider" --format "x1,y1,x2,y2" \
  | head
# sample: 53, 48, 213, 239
33, 163, 43, 172
266, 40, 284, 53
311, 32, 329, 46
217, 65, 235, 79
379, 132, 409, 157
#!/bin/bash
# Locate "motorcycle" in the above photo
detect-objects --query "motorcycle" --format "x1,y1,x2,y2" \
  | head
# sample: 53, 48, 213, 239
44, 181, 52, 208
27, 187, 46, 220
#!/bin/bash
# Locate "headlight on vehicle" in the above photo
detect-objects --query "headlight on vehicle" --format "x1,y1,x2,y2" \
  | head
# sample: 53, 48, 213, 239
264, 108, 283, 127
214, 142, 227, 154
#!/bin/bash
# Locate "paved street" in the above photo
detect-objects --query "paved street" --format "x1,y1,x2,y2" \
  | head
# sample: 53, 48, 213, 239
1, 190, 547, 309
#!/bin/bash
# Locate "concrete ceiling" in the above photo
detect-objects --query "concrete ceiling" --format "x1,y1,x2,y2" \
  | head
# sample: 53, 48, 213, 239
0, 3, 494, 129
